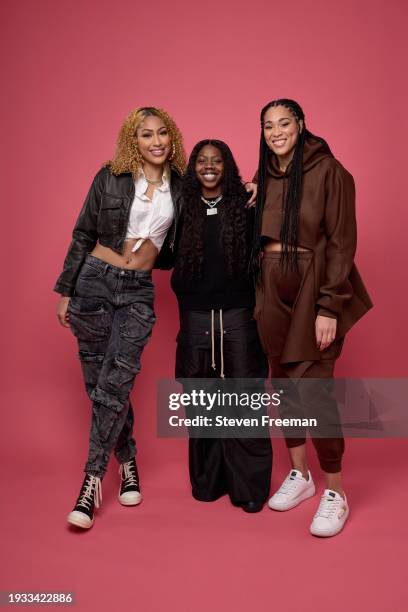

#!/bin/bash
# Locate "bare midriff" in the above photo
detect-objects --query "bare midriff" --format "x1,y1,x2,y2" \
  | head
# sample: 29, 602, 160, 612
263, 238, 311, 253
90, 239, 158, 271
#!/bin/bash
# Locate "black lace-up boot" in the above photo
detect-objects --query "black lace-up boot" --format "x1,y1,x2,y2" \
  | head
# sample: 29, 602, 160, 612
67, 473, 102, 529
118, 458, 142, 506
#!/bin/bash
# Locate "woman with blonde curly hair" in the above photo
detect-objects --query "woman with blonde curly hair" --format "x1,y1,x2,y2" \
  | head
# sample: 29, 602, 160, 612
55, 107, 186, 529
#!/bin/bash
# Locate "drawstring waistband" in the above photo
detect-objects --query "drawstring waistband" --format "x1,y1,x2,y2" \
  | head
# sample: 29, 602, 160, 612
219, 309, 224, 379
211, 309, 215, 370
210, 309, 225, 379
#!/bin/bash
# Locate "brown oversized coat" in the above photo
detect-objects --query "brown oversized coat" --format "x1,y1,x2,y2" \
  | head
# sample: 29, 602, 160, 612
255, 135, 373, 364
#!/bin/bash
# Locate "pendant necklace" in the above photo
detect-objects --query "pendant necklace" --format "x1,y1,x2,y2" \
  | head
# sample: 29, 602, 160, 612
201, 195, 223, 215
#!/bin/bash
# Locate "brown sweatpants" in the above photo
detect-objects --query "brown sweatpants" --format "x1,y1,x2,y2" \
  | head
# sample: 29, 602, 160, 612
255, 252, 344, 473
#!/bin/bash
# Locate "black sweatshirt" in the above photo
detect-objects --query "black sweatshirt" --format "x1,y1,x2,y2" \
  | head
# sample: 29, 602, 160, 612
171, 198, 255, 311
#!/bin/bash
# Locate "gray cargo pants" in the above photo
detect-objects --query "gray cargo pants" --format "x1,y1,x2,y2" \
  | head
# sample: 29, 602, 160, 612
68, 255, 156, 478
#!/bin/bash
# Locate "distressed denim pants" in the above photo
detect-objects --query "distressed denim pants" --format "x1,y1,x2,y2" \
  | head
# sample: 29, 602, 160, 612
68, 255, 156, 478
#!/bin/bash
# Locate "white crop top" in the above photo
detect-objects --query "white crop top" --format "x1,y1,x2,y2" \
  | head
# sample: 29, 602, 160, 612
125, 169, 174, 253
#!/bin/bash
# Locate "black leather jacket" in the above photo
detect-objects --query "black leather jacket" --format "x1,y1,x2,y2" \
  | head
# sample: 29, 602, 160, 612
54, 166, 183, 296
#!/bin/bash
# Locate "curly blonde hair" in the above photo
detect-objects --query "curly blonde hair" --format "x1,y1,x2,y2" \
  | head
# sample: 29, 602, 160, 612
106, 107, 186, 178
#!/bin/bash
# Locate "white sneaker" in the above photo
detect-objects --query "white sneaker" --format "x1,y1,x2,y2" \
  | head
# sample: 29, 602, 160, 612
268, 469, 315, 511
310, 489, 349, 537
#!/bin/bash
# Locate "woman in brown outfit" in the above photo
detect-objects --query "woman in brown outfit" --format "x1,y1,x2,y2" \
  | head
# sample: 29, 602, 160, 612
251, 99, 372, 536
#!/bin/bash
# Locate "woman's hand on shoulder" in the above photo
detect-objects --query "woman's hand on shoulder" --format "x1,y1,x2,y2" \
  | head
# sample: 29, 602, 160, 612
57, 296, 71, 328
315, 314, 337, 351
244, 182, 258, 207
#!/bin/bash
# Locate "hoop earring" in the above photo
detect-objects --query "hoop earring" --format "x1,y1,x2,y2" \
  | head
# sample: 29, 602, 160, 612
168, 142, 176, 161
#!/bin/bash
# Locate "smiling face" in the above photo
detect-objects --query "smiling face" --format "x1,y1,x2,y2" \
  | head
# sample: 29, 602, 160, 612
195, 144, 224, 196
136, 114, 171, 166
262, 105, 303, 162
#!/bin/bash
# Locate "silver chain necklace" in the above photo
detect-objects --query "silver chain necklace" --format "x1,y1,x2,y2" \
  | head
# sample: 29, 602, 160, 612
201, 195, 223, 207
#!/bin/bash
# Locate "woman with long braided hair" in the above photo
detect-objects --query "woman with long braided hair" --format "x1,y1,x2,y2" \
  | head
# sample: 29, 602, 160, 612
251, 99, 372, 535
171, 140, 272, 512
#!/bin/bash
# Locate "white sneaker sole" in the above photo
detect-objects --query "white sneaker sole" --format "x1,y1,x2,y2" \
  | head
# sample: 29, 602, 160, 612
118, 492, 143, 506
310, 508, 350, 537
67, 510, 93, 529
268, 484, 316, 511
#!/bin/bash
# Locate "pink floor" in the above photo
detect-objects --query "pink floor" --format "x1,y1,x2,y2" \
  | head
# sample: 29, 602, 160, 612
2, 432, 407, 611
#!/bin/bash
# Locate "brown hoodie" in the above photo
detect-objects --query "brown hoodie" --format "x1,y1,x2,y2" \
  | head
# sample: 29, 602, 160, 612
254, 135, 373, 363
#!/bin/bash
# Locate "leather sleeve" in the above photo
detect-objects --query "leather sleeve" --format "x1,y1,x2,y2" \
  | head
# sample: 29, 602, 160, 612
53, 168, 106, 296
154, 219, 176, 270
316, 163, 357, 318
154, 172, 183, 270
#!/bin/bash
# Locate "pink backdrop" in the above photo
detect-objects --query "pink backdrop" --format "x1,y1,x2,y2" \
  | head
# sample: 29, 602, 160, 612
2, 0, 407, 610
